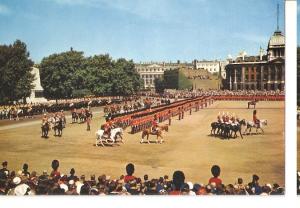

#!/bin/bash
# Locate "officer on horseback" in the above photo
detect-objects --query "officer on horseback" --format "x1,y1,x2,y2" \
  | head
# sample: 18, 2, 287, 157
230, 114, 237, 125
60, 110, 66, 128
103, 118, 113, 138
151, 115, 159, 134
253, 110, 260, 128
217, 112, 223, 123
42, 114, 48, 126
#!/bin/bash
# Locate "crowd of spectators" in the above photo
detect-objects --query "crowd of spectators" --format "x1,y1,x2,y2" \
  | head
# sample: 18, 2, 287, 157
163, 89, 284, 99
0, 89, 284, 121
0, 160, 284, 196
0, 96, 136, 121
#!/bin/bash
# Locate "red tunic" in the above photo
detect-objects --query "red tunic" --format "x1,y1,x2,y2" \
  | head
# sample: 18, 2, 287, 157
152, 120, 158, 127
253, 115, 259, 123
209, 177, 222, 186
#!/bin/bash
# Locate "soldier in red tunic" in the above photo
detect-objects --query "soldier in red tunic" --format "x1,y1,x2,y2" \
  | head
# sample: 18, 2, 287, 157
42, 114, 48, 126
253, 110, 260, 128
152, 115, 159, 133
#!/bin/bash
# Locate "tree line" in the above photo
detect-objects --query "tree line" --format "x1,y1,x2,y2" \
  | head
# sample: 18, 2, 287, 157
0, 40, 143, 104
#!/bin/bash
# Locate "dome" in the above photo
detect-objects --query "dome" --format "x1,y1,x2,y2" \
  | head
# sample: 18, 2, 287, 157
268, 30, 285, 47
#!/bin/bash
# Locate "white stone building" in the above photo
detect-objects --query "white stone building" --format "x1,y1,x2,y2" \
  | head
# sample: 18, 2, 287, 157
135, 61, 192, 88
194, 60, 228, 79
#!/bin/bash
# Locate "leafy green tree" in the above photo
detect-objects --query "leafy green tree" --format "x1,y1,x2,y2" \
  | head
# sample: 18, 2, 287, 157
85, 56, 143, 96
0, 40, 34, 104
39, 50, 85, 100
84, 54, 114, 96
112, 58, 143, 95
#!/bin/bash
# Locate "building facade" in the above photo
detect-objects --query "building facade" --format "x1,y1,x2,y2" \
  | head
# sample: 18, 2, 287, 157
194, 60, 228, 79
224, 30, 285, 91
135, 61, 193, 88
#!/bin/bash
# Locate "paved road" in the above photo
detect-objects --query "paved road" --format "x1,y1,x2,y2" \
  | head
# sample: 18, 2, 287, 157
0, 110, 103, 131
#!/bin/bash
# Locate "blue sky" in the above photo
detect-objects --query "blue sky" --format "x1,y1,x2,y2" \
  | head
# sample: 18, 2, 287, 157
0, 0, 284, 63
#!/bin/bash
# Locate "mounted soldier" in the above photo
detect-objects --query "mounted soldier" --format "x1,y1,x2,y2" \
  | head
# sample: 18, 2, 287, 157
103, 118, 113, 138
60, 110, 66, 128
253, 110, 260, 128
230, 114, 237, 125
151, 115, 159, 134
41, 114, 50, 138
221, 112, 226, 123
42, 114, 48, 127
217, 112, 223, 123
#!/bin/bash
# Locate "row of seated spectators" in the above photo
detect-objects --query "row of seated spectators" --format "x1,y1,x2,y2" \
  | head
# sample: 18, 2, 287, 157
0, 160, 284, 196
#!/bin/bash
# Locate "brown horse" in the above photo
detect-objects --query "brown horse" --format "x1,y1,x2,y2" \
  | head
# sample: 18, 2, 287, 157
247, 100, 258, 109
140, 124, 169, 144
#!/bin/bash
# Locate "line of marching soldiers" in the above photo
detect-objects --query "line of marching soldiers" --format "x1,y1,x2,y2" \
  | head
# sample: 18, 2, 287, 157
101, 96, 213, 134
129, 96, 213, 134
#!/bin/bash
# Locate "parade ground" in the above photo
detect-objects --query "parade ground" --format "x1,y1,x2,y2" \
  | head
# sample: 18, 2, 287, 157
0, 101, 284, 185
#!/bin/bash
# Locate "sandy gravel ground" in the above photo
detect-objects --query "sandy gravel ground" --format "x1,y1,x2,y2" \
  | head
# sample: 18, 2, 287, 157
0, 101, 284, 186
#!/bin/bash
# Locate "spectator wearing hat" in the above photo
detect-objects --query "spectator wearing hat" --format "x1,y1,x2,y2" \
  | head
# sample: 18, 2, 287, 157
208, 165, 222, 186
169, 170, 185, 195
270, 183, 283, 195
235, 177, 246, 195
50, 160, 60, 179
124, 163, 136, 183
0, 161, 9, 180
249, 174, 262, 195
143, 174, 150, 188
260, 184, 271, 196
7, 176, 21, 195
67, 168, 77, 181
22, 163, 30, 177
80, 182, 91, 195
192, 183, 201, 195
